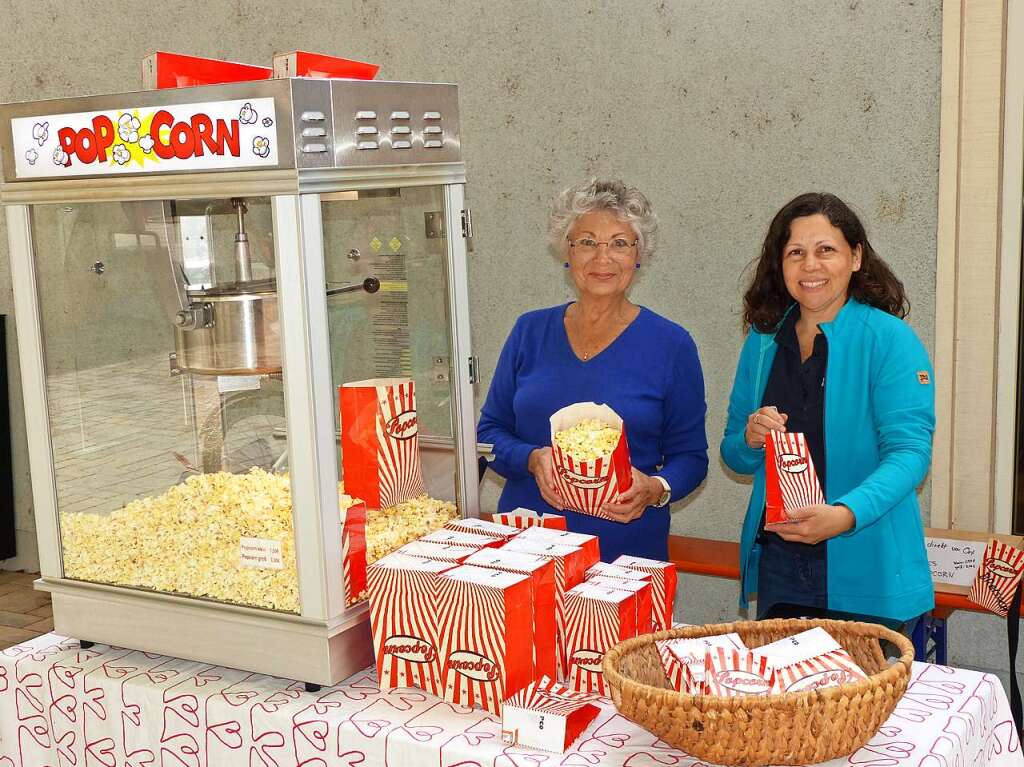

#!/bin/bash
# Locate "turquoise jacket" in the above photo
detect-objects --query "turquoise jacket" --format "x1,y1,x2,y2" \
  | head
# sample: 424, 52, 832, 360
720, 299, 935, 622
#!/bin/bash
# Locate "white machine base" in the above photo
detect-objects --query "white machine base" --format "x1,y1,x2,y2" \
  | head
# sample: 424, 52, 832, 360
38, 577, 376, 687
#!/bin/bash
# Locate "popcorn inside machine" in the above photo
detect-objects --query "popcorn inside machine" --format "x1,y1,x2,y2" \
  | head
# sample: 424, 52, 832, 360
0, 77, 478, 686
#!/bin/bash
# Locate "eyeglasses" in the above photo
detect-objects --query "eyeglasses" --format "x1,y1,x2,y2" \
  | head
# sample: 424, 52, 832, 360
567, 237, 638, 257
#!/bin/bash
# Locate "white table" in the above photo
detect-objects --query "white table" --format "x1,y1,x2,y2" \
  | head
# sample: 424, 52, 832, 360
1, 633, 1020, 767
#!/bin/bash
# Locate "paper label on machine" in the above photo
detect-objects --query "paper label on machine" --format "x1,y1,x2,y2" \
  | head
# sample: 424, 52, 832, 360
239, 537, 284, 569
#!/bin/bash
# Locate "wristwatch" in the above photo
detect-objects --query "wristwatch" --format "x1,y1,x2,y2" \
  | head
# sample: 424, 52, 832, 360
653, 476, 671, 507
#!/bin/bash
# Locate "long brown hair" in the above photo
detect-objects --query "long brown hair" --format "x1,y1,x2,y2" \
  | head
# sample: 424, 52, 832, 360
742, 192, 909, 333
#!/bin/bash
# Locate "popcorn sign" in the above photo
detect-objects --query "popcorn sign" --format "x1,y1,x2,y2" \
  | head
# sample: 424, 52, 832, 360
550, 403, 632, 519
11, 98, 279, 178
239, 537, 284, 569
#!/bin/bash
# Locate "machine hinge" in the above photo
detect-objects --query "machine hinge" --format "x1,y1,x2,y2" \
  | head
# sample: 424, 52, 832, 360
468, 355, 480, 384
460, 209, 473, 239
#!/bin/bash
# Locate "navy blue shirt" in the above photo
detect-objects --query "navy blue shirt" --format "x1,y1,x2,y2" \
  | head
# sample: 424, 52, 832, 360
757, 307, 828, 615
477, 304, 708, 562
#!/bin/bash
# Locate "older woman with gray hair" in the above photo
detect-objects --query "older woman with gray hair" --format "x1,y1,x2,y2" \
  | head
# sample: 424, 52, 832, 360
477, 179, 708, 562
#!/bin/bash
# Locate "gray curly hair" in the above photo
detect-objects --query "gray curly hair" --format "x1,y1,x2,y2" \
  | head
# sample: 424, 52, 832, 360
549, 179, 659, 261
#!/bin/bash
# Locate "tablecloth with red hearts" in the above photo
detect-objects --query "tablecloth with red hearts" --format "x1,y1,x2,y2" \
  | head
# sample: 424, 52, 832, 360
0, 633, 1021, 767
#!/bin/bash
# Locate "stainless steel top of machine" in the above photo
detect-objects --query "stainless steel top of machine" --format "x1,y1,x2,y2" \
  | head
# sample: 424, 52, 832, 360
0, 77, 462, 186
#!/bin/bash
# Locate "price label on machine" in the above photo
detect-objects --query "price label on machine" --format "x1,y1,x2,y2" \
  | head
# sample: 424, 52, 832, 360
239, 537, 285, 570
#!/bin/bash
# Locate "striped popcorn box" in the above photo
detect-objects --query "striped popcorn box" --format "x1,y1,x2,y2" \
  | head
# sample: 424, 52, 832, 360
517, 526, 601, 569
612, 555, 677, 632
771, 649, 867, 693
490, 508, 568, 531
655, 633, 747, 693
503, 539, 587, 679
564, 583, 638, 694
367, 553, 456, 695
550, 402, 633, 519
438, 565, 534, 714
340, 378, 425, 510
420, 529, 505, 550
968, 539, 1024, 617
586, 561, 652, 584
501, 676, 600, 753
587, 575, 653, 634
765, 431, 825, 524
341, 501, 368, 605
465, 548, 559, 680
397, 540, 480, 564
703, 647, 775, 697
444, 516, 522, 541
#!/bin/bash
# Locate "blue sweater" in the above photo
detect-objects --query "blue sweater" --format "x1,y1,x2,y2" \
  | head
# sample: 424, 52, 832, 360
720, 299, 936, 621
478, 303, 709, 562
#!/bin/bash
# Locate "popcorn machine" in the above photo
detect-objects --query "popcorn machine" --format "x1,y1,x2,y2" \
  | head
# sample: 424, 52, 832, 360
0, 77, 479, 686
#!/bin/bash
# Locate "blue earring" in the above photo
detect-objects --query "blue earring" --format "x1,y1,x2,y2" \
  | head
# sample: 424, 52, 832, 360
634, 263, 640, 269
564, 262, 570, 268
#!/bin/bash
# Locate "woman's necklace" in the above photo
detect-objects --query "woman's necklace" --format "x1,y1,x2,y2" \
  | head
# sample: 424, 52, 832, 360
569, 304, 636, 361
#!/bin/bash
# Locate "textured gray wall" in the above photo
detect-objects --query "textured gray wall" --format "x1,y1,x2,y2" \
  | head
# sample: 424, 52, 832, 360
2, 0, 1012, 677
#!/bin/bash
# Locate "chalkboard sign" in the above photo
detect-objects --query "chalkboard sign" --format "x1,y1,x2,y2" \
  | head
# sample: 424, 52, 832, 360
0, 315, 14, 559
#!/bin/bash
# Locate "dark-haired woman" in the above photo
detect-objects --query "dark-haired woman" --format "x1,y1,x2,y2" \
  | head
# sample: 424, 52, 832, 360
721, 193, 935, 626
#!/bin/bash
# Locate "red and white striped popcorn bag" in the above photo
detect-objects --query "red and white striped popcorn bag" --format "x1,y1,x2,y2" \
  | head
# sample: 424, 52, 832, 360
655, 633, 747, 693
490, 507, 568, 531
341, 500, 368, 605
503, 538, 587, 679
550, 402, 633, 519
501, 676, 600, 753
612, 555, 677, 632
437, 565, 534, 714
396, 540, 480, 564
465, 547, 559, 681
968, 538, 1024, 617
771, 649, 867, 693
563, 583, 637, 694
366, 553, 455, 695
340, 378, 425, 510
585, 561, 651, 584
587, 575, 653, 634
765, 431, 825, 524
444, 516, 522, 541
420, 529, 504, 550
516, 525, 601, 569
703, 647, 775, 697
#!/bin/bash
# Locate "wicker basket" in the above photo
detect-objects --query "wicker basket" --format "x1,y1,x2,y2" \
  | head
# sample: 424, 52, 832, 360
602, 619, 913, 766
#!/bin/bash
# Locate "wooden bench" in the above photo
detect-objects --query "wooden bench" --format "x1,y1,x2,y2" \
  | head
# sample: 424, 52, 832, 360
668, 534, 975, 663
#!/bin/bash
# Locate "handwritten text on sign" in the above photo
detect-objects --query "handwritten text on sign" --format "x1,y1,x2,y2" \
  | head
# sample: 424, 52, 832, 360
926, 537, 984, 587
240, 537, 284, 570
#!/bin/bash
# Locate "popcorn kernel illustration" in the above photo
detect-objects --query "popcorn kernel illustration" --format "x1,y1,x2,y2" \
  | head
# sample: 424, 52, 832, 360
252, 136, 271, 158
262, 117, 273, 128
52, 147, 69, 166
138, 134, 155, 154
112, 144, 131, 165
25, 148, 38, 165
117, 113, 141, 144
239, 102, 258, 125
32, 121, 48, 146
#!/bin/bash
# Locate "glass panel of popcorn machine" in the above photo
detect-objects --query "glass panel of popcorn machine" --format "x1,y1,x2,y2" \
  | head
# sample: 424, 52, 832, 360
321, 187, 460, 604
32, 197, 301, 613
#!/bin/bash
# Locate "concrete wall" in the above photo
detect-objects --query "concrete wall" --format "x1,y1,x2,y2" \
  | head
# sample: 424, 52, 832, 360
1, 0, 1014, 677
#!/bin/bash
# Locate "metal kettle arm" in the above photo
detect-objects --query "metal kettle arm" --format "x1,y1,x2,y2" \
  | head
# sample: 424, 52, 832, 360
326, 277, 381, 297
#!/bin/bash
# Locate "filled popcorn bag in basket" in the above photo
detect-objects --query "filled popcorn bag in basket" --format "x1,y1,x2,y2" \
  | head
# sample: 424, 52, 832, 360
703, 646, 775, 697
366, 553, 456, 695
437, 565, 534, 714
340, 378, 425, 510
765, 430, 824, 524
550, 402, 632, 518
490, 507, 568, 531
563, 582, 637, 694
655, 633, 746, 693
968, 538, 1024, 617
